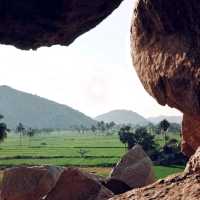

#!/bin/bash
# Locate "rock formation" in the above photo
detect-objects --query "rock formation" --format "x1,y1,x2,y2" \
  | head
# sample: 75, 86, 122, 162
131, 0, 200, 156
1, 166, 64, 200
45, 168, 113, 200
181, 114, 200, 157
109, 145, 155, 189
0, 167, 113, 200
109, 147, 200, 200
0, 0, 123, 50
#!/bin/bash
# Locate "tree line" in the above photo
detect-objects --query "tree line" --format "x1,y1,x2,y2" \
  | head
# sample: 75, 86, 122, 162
118, 119, 187, 165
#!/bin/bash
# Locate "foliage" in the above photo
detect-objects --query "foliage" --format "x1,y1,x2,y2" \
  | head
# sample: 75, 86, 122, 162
0, 115, 9, 144
118, 126, 157, 156
157, 139, 188, 165
134, 127, 157, 151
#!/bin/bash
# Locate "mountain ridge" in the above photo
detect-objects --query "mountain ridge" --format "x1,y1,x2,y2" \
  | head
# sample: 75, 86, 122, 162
95, 109, 149, 126
95, 110, 182, 125
0, 85, 96, 129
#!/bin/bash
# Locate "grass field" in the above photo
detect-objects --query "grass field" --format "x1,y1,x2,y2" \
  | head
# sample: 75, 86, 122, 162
0, 131, 184, 180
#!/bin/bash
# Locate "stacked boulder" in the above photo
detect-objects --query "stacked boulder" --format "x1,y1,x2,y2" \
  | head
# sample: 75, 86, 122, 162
110, 147, 200, 200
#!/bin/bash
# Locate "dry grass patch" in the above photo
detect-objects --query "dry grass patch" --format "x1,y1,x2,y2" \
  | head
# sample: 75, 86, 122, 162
80, 167, 112, 177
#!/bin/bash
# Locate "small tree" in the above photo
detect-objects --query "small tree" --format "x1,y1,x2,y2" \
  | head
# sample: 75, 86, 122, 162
159, 119, 170, 145
78, 148, 89, 158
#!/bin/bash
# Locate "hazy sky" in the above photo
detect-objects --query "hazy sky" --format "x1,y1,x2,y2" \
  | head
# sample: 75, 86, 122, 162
0, 0, 181, 118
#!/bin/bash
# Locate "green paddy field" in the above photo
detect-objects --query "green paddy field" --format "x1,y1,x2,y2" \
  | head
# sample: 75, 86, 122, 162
0, 131, 184, 179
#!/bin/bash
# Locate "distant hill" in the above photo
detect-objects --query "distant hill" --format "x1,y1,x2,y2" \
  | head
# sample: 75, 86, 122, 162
0, 86, 96, 129
148, 115, 182, 124
95, 110, 149, 126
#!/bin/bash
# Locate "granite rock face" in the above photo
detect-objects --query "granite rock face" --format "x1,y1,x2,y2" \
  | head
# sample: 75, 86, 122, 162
45, 168, 113, 200
0, 0, 123, 50
0, 166, 64, 200
0, 167, 113, 200
110, 147, 200, 200
131, 0, 200, 156
110, 145, 155, 189
181, 114, 200, 157
185, 146, 200, 174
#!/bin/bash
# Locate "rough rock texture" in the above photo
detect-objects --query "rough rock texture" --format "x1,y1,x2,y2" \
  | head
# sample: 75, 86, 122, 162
110, 145, 155, 189
0, 166, 64, 200
131, 0, 200, 156
0, 0, 123, 50
185, 147, 200, 174
45, 168, 113, 200
181, 114, 200, 157
109, 147, 200, 200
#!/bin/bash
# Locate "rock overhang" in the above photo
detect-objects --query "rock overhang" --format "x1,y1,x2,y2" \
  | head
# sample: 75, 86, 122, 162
0, 0, 124, 50
131, 0, 200, 157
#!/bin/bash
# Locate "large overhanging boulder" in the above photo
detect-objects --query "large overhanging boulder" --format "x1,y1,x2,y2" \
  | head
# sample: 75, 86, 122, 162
131, 0, 200, 156
0, 0, 123, 50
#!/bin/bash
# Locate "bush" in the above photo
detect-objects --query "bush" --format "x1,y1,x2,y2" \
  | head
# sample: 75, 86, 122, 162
156, 139, 188, 165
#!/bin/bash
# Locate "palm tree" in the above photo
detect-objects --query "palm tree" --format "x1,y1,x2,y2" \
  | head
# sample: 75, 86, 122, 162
16, 123, 25, 146
27, 128, 35, 147
159, 119, 170, 145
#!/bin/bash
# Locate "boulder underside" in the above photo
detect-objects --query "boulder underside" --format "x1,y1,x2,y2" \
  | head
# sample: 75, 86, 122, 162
0, 0, 123, 50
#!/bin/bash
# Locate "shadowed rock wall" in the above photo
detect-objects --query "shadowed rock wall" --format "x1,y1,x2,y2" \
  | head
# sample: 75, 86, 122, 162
0, 0, 123, 50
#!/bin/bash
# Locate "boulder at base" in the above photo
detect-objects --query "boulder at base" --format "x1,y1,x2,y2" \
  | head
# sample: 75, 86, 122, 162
110, 145, 155, 189
45, 168, 113, 200
110, 147, 200, 200
0, 166, 64, 200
